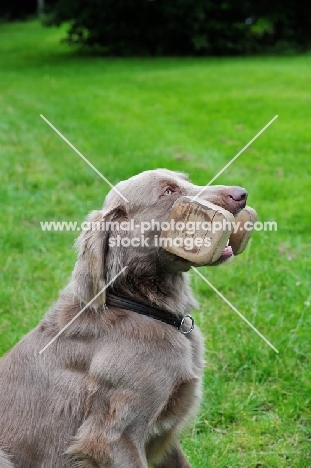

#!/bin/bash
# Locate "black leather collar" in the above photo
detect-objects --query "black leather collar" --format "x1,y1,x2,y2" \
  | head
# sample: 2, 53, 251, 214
106, 293, 194, 335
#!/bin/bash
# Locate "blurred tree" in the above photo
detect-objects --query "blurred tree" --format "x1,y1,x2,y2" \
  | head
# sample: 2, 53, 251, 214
2, 0, 310, 55
38, 0, 44, 17
44, 0, 311, 54
249, 0, 311, 52
44, 0, 255, 55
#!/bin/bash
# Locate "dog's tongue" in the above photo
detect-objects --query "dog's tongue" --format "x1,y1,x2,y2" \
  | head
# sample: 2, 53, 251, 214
222, 244, 233, 258
212, 243, 233, 265
212, 206, 258, 264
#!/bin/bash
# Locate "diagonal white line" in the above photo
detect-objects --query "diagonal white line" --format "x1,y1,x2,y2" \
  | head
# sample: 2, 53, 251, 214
39, 266, 128, 354
192, 115, 278, 201
40, 114, 129, 203
192, 267, 279, 353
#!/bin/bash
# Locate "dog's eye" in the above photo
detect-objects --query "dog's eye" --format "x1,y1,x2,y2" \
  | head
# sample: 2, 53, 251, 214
164, 188, 173, 195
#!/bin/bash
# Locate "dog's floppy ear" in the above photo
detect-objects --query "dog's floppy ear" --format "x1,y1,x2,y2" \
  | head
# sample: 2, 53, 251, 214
69, 208, 121, 308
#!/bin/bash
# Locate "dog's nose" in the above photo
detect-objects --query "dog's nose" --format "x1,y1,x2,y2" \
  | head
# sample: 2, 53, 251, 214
228, 186, 248, 204
226, 186, 248, 213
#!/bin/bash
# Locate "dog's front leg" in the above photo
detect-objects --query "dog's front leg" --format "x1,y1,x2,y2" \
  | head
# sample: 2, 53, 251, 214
66, 435, 148, 468
155, 443, 191, 468
66, 417, 148, 468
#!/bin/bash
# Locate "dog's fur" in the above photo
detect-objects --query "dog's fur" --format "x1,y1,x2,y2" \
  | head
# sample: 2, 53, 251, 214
0, 169, 247, 467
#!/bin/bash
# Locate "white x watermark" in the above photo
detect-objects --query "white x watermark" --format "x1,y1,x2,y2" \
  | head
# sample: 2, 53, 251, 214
192, 115, 278, 201
40, 114, 129, 203
41, 114, 279, 353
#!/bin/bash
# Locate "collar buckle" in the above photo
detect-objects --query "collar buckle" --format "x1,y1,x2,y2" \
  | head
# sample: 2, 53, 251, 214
178, 315, 195, 335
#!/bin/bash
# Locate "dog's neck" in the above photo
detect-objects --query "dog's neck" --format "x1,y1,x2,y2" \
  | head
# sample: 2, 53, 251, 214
107, 271, 198, 316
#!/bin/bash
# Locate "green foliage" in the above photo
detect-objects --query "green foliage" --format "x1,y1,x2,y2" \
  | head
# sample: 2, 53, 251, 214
43, 0, 311, 55
0, 21, 311, 466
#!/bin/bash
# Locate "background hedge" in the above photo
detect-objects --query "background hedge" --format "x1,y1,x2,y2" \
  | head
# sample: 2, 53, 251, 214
2, 0, 311, 56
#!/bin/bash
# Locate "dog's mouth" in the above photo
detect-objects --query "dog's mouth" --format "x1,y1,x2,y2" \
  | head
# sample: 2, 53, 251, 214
211, 239, 234, 266
211, 205, 258, 266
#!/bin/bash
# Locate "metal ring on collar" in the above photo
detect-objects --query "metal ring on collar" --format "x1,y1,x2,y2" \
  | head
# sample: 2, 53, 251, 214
178, 315, 195, 334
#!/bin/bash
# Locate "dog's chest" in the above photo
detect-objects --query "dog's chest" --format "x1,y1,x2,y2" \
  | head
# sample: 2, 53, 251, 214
146, 331, 203, 438
152, 376, 201, 438
90, 325, 203, 441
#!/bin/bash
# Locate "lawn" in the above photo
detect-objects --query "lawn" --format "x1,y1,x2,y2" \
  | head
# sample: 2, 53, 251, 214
0, 20, 310, 467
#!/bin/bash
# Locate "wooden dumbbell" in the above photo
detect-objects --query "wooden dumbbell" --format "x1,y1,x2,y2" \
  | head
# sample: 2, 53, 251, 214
160, 196, 234, 265
228, 205, 258, 255
160, 196, 257, 265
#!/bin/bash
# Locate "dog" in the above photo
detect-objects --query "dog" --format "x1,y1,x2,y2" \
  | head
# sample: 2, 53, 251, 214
0, 169, 248, 467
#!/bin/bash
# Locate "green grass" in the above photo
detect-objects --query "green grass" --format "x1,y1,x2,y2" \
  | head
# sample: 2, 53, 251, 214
0, 20, 310, 467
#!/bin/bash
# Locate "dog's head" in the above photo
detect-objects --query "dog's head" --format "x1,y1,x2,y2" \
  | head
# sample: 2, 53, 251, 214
70, 169, 256, 306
